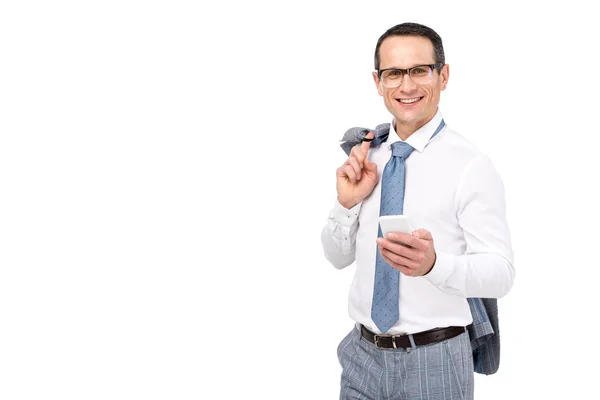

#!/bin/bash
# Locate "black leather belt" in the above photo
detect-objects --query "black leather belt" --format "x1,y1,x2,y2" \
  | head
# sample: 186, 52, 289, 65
361, 325, 466, 349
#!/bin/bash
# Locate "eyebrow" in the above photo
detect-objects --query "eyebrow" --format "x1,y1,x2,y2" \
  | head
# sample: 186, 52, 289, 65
380, 63, 435, 70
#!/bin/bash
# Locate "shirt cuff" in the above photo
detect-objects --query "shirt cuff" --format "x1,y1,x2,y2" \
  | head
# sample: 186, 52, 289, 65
333, 199, 361, 227
423, 251, 455, 287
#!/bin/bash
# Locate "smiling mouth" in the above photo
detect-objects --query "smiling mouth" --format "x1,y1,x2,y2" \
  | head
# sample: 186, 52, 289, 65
396, 97, 423, 104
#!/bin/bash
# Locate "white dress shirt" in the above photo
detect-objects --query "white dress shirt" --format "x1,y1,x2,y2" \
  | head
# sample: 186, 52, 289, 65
321, 109, 515, 335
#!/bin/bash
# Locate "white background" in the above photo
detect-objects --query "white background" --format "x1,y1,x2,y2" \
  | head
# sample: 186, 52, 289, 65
1, 1, 599, 398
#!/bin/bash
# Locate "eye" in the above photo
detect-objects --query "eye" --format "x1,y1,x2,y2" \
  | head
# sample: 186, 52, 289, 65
383, 69, 403, 79
411, 67, 430, 77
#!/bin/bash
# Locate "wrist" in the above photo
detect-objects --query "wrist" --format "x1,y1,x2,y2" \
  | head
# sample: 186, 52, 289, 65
337, 196, 359, 210
423, 252, 437, 276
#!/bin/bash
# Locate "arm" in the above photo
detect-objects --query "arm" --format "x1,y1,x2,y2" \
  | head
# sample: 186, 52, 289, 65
424, 155, 515, 298
321, 201, 361, 269
323, 133, 378, 269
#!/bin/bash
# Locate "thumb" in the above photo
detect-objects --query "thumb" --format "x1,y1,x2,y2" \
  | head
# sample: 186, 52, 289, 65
412, 229, 433, 240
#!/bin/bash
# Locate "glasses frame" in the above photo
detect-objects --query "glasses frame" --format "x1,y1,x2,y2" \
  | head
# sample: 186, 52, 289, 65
377, 63, 444, 88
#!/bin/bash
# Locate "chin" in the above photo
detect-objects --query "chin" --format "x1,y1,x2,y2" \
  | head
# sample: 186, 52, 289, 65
394, 113, 422, 125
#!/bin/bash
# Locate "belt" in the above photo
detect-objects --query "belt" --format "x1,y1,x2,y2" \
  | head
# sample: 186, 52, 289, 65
361, 325, 466, 349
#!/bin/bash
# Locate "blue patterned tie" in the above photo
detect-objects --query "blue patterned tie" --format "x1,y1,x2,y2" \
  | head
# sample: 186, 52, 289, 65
371, 141, 415, 333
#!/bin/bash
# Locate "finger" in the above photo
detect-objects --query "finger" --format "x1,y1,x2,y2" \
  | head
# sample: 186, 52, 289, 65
340, 164, 358, 183
381, 252, 416, 276
385, 232, 415, 246
347, 157, 362, 180
397, 265, 417, 276
360, 131, 375, 156
380, 250, 407, 268
380, 247, 415, 268
386, 232, 428, 251
350, 145, 366, 168
364, 157, 377, 172
350, 132, 375, 167
379, 238, 422, 261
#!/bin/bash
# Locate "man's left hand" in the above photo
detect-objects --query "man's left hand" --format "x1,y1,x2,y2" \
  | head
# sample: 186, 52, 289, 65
376, 229, 436, 277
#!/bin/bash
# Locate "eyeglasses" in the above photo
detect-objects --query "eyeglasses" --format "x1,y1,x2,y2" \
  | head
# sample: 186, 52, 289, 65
377, 63, 444, 88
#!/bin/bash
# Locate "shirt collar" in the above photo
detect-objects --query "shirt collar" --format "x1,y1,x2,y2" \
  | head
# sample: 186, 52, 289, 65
388, 109, 444, 153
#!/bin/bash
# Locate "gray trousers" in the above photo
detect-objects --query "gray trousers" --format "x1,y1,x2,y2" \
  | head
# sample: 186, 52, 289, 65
337, 326, 474, 400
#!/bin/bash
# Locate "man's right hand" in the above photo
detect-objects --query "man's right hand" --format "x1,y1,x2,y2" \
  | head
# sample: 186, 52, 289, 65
336, 132, 379, 209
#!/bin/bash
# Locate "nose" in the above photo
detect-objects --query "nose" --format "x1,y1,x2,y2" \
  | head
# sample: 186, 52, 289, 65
398, 73, 417, 92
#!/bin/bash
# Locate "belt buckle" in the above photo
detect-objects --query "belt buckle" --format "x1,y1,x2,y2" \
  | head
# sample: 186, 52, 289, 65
373, 334, 397, 349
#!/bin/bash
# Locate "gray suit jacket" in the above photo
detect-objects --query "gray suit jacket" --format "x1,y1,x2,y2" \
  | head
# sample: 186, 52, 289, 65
467, 298, 499, 375
340, 123, 501, 375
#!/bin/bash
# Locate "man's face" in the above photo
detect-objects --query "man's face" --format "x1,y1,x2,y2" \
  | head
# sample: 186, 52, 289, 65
373, 35, 449, 133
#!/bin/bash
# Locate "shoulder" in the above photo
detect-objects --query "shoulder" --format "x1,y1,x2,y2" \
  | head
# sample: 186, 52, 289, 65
434, 125, 497, 165
426, 125, 502, 184
437, 126, 483, 156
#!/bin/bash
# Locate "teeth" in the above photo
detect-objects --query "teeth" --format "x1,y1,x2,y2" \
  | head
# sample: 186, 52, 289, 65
398, 98, 420, 104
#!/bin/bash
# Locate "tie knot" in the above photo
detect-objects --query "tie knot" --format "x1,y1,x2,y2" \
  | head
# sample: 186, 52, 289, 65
391, 141, 414, 159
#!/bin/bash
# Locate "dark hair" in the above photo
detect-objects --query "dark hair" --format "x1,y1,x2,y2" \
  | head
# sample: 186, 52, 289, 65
374, 22, 445, 71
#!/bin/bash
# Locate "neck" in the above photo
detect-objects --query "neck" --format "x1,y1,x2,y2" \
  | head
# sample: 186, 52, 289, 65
393, 121, 419, 141
393, 112, 437, 141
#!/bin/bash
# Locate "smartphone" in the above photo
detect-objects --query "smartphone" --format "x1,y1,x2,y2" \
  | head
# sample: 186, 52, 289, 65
378, 215, 415, 237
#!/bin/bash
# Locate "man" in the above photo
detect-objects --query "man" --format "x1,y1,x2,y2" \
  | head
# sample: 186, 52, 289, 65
321, 23, 515, 399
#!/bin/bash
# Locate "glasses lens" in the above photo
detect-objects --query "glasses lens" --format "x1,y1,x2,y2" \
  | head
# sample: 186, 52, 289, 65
381, 69, 404, 88
409, 65, 433, 84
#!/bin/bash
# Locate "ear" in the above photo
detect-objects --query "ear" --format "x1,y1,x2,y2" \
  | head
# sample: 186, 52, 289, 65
373, 71, 384, 96
440, 64, 450, 91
